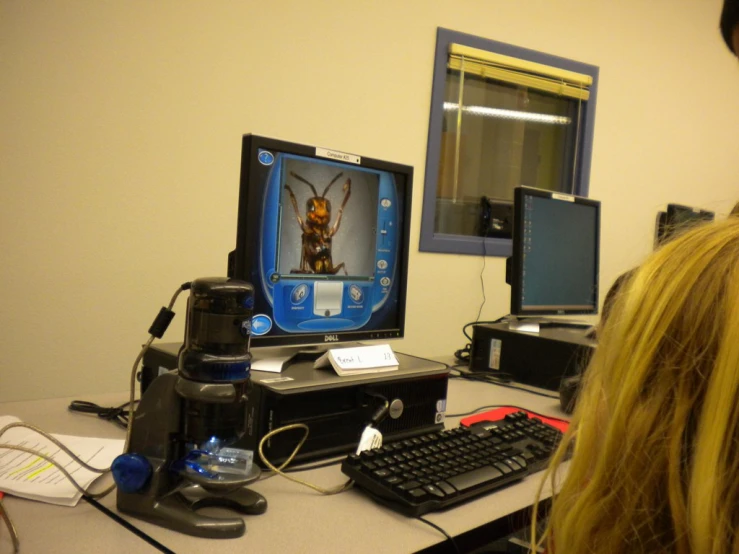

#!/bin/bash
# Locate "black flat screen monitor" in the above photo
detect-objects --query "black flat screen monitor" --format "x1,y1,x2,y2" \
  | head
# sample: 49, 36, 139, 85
229, 134, 413, 348
509, 186, 600, 316
655, 203, 714, 246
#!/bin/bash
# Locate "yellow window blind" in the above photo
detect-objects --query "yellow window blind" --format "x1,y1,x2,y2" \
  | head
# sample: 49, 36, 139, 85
448, 43, 592, 101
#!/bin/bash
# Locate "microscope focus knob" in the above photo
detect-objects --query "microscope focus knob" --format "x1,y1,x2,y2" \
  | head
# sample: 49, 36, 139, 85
112, 453, 153, 493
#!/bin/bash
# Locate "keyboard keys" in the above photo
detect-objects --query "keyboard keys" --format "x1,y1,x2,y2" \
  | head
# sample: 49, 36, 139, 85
435, 481, 456, 496
502, 459, 522, 471
341, 410, 567, 517
448, 466, 504, 492
423, 484, 445, 498
494, 462, 513, 475
512, 455, 527, 468
397, 481, 421, 492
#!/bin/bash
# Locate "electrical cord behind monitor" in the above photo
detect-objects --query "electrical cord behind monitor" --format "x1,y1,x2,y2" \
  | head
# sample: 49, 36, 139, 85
454, 316, 509, 366
454, 343, 471, 364
475, 229, 490, 322
68, 400, 139, 430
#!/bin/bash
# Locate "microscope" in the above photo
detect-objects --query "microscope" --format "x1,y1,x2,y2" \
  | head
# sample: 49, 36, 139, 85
112, 278, 266, 538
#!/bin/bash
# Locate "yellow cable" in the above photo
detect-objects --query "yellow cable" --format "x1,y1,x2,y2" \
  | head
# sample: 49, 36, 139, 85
0, 496, 19, 553
0, 444, 113, 499
0, 422, 109, 474
258, 423, 353, 495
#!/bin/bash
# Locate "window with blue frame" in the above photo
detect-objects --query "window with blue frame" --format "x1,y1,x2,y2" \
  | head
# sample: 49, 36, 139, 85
420, 28, 599, 257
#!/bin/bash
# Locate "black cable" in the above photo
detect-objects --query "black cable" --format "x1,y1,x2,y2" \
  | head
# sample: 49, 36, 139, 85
461, 316, 508, 341
447, 368, 464, 379
447, 403, 570, 424
458, 371, 561, 400
454, 344, 471, 364
460, 370, 515, 384
82, 496, 175, 554
483, 380, 561, 400
476, 235, 488, 322
68, 400, 139, 430
447, 404, 506, 418
416, 515, 460, 554
363, 392, 391, 427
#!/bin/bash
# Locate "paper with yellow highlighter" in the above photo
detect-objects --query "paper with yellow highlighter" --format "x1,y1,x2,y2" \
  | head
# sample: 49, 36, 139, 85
0, 415, 124, 506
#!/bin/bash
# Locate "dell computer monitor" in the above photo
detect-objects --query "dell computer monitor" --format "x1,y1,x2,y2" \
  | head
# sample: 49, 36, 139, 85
229, 134, 413, 348
509, 186, 600, 316
655, 203, 714, 246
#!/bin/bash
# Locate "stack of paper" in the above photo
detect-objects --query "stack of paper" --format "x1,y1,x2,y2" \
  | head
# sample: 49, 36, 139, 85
0, 415, 124, 506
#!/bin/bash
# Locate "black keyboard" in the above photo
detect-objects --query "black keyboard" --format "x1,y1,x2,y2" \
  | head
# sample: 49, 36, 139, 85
341, 411, 565, 516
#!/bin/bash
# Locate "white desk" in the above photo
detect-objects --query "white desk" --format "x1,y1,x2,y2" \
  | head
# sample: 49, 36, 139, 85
0, 377, 566, 554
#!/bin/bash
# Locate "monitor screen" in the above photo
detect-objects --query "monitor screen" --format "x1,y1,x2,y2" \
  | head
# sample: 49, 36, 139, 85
655, 203, 714, 246
509, 186, 600, 315
230, 134, 412, 347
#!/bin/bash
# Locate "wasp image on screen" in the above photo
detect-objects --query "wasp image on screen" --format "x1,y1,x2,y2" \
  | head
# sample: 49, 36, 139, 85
277, 157, 379, 281
283, 169, 352, 275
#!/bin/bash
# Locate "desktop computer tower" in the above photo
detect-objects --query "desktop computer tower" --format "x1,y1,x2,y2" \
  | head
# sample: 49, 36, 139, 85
140, 343, 449, 466
469, 323, 595, 391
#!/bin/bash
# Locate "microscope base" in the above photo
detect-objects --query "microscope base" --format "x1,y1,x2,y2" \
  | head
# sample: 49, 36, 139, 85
118, 485, 267, 539
187, 486, 268, 515
117, 372, 267, 538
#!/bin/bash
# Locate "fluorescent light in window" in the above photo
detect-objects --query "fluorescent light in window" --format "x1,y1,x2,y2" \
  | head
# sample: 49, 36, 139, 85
443, 102, 571, 125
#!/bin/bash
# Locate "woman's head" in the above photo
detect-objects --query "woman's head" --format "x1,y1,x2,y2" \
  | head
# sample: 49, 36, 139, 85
539, 217, 739, 554
722, 0, 739, 55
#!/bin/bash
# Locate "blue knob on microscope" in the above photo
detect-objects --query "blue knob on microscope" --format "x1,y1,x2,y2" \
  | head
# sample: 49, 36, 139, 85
111, 453, 152, 493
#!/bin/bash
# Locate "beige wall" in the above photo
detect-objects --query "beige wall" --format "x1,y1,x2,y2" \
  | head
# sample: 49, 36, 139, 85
2, 0, 738, 402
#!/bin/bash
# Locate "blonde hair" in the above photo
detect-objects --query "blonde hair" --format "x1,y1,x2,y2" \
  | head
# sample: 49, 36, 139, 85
533, 217, 739, 554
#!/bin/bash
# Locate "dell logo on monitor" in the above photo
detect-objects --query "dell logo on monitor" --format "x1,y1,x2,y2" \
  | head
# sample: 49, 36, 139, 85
324, 334, 340, 342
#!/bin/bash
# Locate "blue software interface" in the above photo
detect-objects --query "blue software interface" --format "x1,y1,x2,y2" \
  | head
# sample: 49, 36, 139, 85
250, 150, 404, 337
